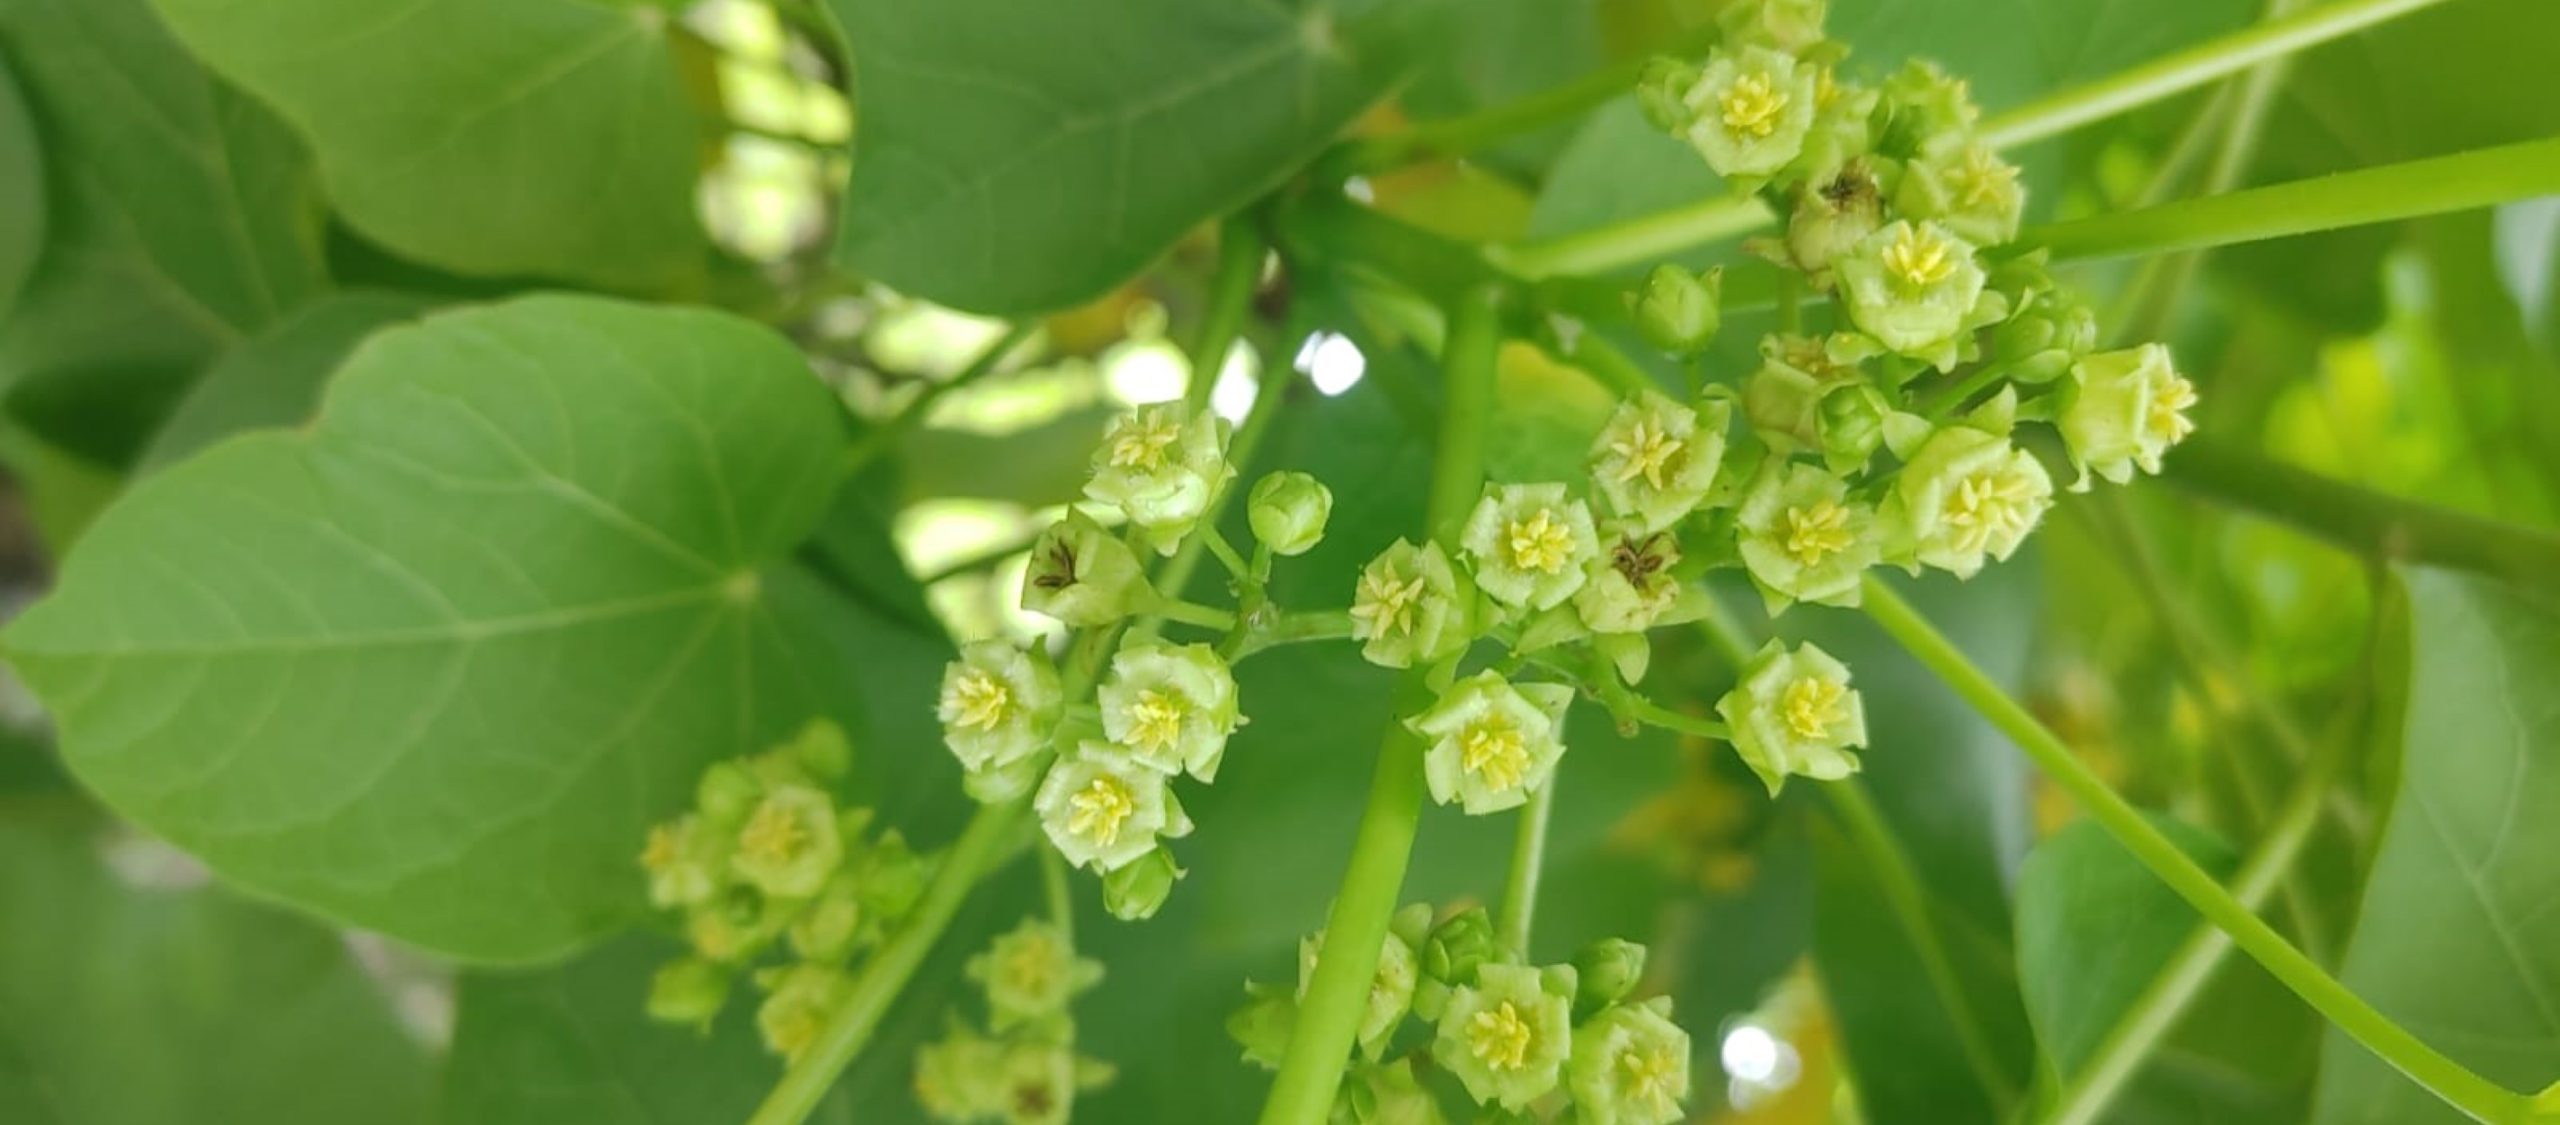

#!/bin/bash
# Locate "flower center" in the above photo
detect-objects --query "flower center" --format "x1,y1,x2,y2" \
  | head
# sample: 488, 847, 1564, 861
2147, 373, 2197, 445
1066, 774, 1136, 846
1953, 147, 2017, 210
1720, 71, 1789, 139
1353, 568, 1428, 638
1507, 510, 1576, 574
1107, 412, 1183, 470
1466, 1001, 1536, 1071
1125, 688, 1188, 752
1608, 419, 1685, 490
767, 1002, 825, 1063
1943, 469, 2038, 553
1783, 500, 1854, 567
739, 799, 809, 866
1459, 718, 1532, 792
1619, 1045, 1682, 1111
945, 669, 1011, 731
1780, 676, 1848, 742
1882, 226, 1956, 288
1002, 937, 1058, 1002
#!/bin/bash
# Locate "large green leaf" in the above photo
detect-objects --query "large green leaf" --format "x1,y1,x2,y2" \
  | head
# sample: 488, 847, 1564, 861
141, 291, 434, 473
4, 295, 858, 962
0, 809, 432, 1125
0, 53, 37, 318
442, 933, 854, 1125
824, 0, 1432, 315
2313, 569, 2560, 1123
146, 0, 709, 290
0, 0, 326, 467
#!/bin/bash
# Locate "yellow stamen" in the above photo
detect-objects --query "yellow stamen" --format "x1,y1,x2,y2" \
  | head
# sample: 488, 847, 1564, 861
1943, 469, 2039, 554
1953, 146, 2018, 210
1608, 418, 1686, 490
1882, 225, 1956, 288
945, 669, 1011, 731
1720, 72, 1789, 140
2148, 373, 2197, 444
1780, 676, 1848, 742
1125, 688, 1188, 753
1066, 775, 1136, 847
1459, 718, 1532, 792
1001, 935, 1058, 1001
1507, 510, 1576, 574
1467, 1001, 1536, 1071
1106, 411, 1183, 470
1353, 567, 1429, 638
1620, 1045, 1682, 1110
1782, 500, 1854, 567
738, 800, 808, 866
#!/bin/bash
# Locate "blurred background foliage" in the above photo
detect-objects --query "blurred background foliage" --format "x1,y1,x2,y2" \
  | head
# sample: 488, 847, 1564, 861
0, 0, 2554, 1122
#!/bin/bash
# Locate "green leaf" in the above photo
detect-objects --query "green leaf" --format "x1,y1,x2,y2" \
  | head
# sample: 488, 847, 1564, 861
1524, 98, 1720, 257
141, 291, 434, 474
0, 0, 327, 467
824, 0, 1431, 315
4, 294, 857, 962
0, 810, 432, 1124
145, 0, 710, 290
2314, 569, 2560, 1123
442, 933, 853, 1125
0, 53, 38, 319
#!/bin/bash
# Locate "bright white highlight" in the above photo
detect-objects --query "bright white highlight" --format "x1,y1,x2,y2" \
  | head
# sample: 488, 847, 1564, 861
1105, 340, 1188, 405
1720, 1024, 1780, 1083
1211, 342, 1260, 422
1294, 332, 1366, 396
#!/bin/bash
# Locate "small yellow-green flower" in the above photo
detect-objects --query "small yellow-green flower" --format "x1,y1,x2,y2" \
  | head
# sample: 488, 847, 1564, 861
729, 783, 842, 899
938, 641, 1061, 776
1836, 220, 1988, 372
1681, 47, 1819, 179
1022, 509, 1156, 625
1716, 640, 1868, 793
1588, 392, 1729, 533
1736, 462, 1878, 612
1432, 962, 1576, 1110
756, 963, 854, 1064
641, 814, 725, 910
1349, 539, 1477, 669
1718, 0, 1828, 52
1742, 333, 1871, 452
2060, 343, 2195, 487
1298, 923, 1421, 1059
1083, 402, 1235, 553
1033, 742, 1193, 872
1568, 997, 1692, 1125
1880, 58, 1980, 153
1897, 139, 2025, 247
1886, 425, 2053, 578
967, 919, 1102, 1031
1097, 641, 1242, 781
1461, 483, 1600, 612
914, 1025, 1009, 1121
1411, 671, 1574, 814
1794, 69, 1882, 179
1575, 523, 1684, 635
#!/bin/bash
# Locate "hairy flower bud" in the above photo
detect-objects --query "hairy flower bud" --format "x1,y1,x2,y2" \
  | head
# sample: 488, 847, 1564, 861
646, 956, 732, 1029
1716, 640, 1869, 794
1736, 462, 1879, 612
1411, 671, 1573, 815
2061, 343, 2195, 487
1431, 962, 1575, 1110
1568, 997, 1692, 1125
1102, 846, 1183, 921
1589, 393, 1729, 533
1679, 47, 1819, 180
1883, 425, 2053, 577
939, 641, 1062, 777
1836, 220, 1988, 372
1098, 641, 1242, 781
1461, 484, 1600, 612
1633, 265, 1721, 356
1084, 402, 1235, 553
1022, 509, 1155, 625
1349, 539, 1478, 670
1248, 470, 1333, 556
1033, 742, 1193, 872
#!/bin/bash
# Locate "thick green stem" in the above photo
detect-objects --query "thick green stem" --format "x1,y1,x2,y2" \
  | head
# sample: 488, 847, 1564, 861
2165, 438, 2560, 590
1822, 779, 2021, 1115
2029, 137, 2560, 263
747, 799, 1024, 1125
1860, 576, 2532, 1124
844, 323, 1035, 474
1979, 0, 2454, 149
1185, 215, 1266, 412
1495, 781, 1554, 956
1256, 287, 1502, 1125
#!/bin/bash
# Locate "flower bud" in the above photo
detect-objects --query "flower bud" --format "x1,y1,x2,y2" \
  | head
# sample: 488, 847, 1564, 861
968, 919, 1101, 1031
1879, 58, 1979, 157
694, 761, 761, 827
1633, 265, 1721, 356
963, 753, 1047, 804
646, 956, 731, 1029
1022, 509, 1156, 625
685, 884, 790, 963
1636, 57, 1700, 133
1460, 483, 1600, 612
1590, 392, 1729, 533
1034, 742, 1194, 872
1247, 470, 1333, 556
1084, 402, 1236, 554
1299, 921, 1421, 1059
1786, 161, 1886, 282
1350, 539, 1478, 669
915, 1026, 1010, 1120
1679, 47, 1819, 180
1575, 523, 1683, 634
857, 829, 931, 924
2060, 343, 2195, 488
1736, 462, 1877, 613
1343, 1057, 1449, 1125
1897, 139, 2024, 247
1715, 640, 1868, 794
1881, 425, 2053, 577
1421, 906, 1504, 1010
788, 873, 867, 962
1994, 289, 2097, 385
1227, 982, 1298, 1071
1568, 997, 1692, 1125
996, 1040, 1084, 1125
755, 963, 854, 1064
1431, 962, 1575, 1110
1818, 381, 1891, 474
1412, 671, 1574, 815
1835, 220, 1987, 372
785, 718, 853, 780
1573, 938, 1649, 1015
1718, 0, 1828, 52
1099, 641, 1243, 781
729, 783, 843, 899
1102, 846, 1184, 921
1794, 69, 1881, 176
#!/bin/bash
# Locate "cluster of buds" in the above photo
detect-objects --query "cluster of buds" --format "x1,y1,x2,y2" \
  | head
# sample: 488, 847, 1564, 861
637, 720, 932, 1062
941, 399, 1333, 920
1230, 906, 1692, 1124
914, 919, 1115, 1124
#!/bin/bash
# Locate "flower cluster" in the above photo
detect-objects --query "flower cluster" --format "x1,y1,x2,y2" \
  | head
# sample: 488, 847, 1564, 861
636, 720, 932, 1063
914, 919, 1115, 1125
1231, 906, 1692, 1124
940, 400, 1332, 919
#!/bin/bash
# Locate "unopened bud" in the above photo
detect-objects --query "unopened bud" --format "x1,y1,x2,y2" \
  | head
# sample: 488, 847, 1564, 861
1102, 846, 1183, 921
646, 956, 731, 1028
1248, 471, 1333, 556
1634, 265, 1722, 356
1572, 937, 1649, 1015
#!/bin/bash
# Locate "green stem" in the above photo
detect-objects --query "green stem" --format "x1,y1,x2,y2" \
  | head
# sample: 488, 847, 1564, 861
747, 799, 1024, 1125
1345, 25, 1722, 173
1185, 214, 1265, 412
1231, 609, 1357, 661
1256, 287, 1502, 1125
2028, 136, 2560, 263
844, 323, 1036, 475
1154, 598, 1239, 632
1621, 696, 1732, 742
1979, 0, 2455, 149
1822, 779, 2021, 1115
1201, 526, 1254, 583
1860, 576, 2533, 1125
1042, 846, 1076, 947
2164, 438, 2560, 590
1496, 193, 1775, 280
1535, 322, 1657, 398
1494, 780, 1554, 956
